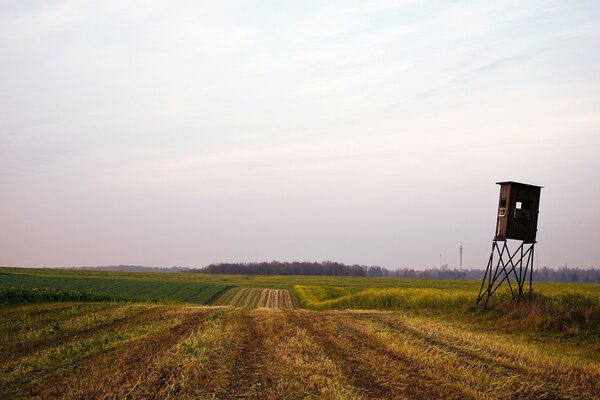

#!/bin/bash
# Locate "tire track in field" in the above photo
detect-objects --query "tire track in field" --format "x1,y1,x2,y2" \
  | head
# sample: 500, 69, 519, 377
257, 288, 269, 306
0, 305, 166, 363
342, 313, 562, 400
287, 310, 469, 400
212, 288, 296, 308
55, 308, 213, 400
7, 307, 594, 399
360, 313, 593, 399
234, 309, 365, 399
0, 303, 116, 343
237, 288, 253, 305
117, 310, 243, 399
286, 311, 397, 399
222, 311, 267, 399
128, 309, 358, 399
246, 288, 262, 306
210, 286, 237, 305
0, 304, 78, 322
226, 287, 251, 305
267, 289, 276, 308
280, 290, 293, 308
2, 306, 183, 399
271, 290, 294, 308
365, 313, 544, 372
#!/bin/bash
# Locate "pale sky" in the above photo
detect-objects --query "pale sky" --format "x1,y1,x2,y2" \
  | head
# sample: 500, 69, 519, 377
1, 0, 599, 269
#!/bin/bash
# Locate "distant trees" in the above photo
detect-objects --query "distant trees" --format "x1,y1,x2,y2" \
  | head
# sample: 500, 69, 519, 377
192, 261, 478, 279
191, 262, 600, 283
193, 261, 371, 277
72, 263, 600, 283
377, 266, 600, 283
533, 266, 600, 283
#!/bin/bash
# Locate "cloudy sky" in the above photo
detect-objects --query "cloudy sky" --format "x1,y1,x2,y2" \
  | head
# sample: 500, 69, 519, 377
1, 0, 599, 269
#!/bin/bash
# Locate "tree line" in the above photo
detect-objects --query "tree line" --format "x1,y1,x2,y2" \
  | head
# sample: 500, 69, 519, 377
190, 262, 600, 283
194, 261, 370, 277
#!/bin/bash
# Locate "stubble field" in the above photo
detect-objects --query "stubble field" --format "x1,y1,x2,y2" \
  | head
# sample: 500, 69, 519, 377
1, 267, 599, 399
2, 302, 599, 400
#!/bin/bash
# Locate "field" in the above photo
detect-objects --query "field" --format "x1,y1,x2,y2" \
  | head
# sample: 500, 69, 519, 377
0, 269, 231, 304
5, 267, 599, 303
1, 267, 599, 399
2, 303, 599, 399
211, 288, 299, 308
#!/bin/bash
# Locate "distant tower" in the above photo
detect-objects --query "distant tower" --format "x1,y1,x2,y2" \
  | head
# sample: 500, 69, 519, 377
460, 245, 463, 270
477, 181, 542, 307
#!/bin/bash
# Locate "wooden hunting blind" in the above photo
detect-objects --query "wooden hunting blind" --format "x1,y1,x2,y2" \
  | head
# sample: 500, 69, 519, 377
494, 181, 541, 244
477, 181, 542, 307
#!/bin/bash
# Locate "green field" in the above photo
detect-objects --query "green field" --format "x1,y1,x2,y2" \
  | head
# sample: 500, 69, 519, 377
2, 266, 599, 311
0, 268, 230, 304
4, 266, 599, 290
0, 267, 484, 306
1, 266, 486, 290
2, 266, 599, 337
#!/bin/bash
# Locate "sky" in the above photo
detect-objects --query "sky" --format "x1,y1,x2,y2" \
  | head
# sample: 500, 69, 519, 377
1, 0, 599, 269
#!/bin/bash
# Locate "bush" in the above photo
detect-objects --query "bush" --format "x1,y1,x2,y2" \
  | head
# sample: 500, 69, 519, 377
491, 291, 600, 333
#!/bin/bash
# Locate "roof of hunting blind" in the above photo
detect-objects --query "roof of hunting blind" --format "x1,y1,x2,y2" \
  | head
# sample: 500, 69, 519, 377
496, 181, 543, 188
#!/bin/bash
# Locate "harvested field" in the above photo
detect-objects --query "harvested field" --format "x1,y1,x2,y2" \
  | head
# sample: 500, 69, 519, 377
211, 287, 298, 308
2, 303, 599, 400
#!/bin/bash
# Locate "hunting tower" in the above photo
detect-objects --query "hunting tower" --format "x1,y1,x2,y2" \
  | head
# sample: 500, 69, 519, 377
477, 181, 542, 307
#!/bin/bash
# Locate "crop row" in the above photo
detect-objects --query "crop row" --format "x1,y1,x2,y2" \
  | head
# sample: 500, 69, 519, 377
0, 273, 230, 304
211, 288, 298, 308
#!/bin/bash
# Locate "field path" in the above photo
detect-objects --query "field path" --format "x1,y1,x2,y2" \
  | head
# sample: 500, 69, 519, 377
211, 288, 296, 308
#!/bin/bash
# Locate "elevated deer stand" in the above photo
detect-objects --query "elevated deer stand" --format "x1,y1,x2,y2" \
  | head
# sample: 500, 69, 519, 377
476, 182, 542, 308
